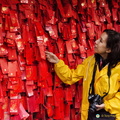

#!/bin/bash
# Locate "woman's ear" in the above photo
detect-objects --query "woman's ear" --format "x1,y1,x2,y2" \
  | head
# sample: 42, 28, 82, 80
106, 48, 111, 53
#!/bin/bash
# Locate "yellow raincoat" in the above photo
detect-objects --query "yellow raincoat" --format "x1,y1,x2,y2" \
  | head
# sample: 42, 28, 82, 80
54, 55, 120, 120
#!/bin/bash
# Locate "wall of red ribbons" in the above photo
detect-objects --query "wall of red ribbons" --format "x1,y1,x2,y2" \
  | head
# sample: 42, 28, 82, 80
0, 0, 119, 119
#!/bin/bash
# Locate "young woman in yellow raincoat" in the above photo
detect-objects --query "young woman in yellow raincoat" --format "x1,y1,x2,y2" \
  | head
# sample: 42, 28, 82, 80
45, 29, 120, 120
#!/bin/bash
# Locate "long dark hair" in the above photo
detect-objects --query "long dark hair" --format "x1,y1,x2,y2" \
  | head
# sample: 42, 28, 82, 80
95, 29, 120, 77
103, 29, 120, 77
104, 29, 120, 68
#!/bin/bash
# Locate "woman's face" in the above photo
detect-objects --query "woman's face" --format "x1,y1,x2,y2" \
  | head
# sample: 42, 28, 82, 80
94, 32, 111, 59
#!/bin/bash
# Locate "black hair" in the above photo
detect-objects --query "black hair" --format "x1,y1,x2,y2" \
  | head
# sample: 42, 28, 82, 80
103, 29, 120, 68
102, 29, 120, 77
95, 29, 120, 77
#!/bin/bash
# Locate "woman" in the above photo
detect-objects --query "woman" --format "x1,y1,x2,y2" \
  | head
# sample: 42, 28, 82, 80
45, 29, 120, 120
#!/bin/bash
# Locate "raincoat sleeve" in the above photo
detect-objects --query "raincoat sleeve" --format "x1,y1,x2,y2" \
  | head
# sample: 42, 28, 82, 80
54, 59, 87, 85
104, 81, 120, 116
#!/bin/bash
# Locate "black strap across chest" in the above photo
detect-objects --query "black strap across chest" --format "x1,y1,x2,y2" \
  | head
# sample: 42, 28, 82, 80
89, 62, 110, 99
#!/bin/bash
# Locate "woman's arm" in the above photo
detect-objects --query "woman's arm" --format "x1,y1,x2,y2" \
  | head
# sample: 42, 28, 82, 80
104, 91, 120, 114
103, 67, 120, 115
45, 51, 87, 85
54, 59, 85, 85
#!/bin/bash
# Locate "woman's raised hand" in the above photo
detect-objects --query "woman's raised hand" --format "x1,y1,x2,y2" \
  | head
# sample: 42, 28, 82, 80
45, 51, 60, 64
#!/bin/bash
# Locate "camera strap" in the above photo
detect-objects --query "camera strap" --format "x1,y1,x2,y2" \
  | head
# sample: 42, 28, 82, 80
89, 62, 111, 99
89, 62, 97, 95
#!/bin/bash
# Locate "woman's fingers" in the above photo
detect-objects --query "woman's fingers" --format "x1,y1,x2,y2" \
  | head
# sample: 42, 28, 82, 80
45, 51, 60, 63
45, 51, 54, 55
96, 104, 105, 111
45, 51, 52, 58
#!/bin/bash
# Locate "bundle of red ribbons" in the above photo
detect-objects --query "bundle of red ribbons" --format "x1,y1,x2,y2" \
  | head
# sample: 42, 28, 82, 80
0, 0, 119, 119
